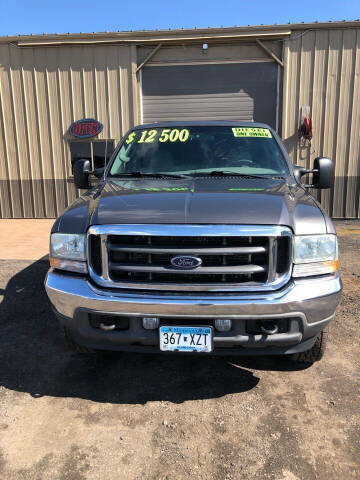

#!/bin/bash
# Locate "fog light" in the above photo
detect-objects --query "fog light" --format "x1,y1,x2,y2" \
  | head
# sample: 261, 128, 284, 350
214, 319, 232, 332
142, 317, 160, 330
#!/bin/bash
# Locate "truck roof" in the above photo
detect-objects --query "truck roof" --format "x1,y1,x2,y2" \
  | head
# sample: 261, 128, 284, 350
133, 120, 272, 129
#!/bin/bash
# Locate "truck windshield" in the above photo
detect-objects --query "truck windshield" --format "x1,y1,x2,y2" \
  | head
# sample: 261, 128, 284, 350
109, 126, 289, 177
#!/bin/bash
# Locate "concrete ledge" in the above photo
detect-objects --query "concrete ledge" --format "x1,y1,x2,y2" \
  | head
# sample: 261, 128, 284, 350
0, 219, 54, 260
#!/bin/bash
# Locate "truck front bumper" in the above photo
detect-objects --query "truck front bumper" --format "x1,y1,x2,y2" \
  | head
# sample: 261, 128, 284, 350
45, 270, 342, 355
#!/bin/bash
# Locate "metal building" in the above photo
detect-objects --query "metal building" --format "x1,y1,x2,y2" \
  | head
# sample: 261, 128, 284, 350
0, 21, 359, 218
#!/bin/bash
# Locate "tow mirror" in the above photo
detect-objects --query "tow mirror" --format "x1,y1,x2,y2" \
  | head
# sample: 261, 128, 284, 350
312, 157, 334, 189
293, 157, 334, 189
74, 158, 91, 189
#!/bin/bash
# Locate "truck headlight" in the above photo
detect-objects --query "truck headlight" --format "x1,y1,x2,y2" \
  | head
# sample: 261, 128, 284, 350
50, 233, 87, 273
292, 234, 338, 277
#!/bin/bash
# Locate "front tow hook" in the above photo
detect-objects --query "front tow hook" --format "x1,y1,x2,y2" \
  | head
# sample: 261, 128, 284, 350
100, 323, 116, 331
260, 321, 279, 335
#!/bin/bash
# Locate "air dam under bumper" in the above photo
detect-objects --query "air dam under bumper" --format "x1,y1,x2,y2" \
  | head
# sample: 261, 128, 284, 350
45, 270, 342, 355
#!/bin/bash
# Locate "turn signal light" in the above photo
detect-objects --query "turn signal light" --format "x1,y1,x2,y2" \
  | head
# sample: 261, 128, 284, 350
49, 257, 88, 273
292, 260, 338, 278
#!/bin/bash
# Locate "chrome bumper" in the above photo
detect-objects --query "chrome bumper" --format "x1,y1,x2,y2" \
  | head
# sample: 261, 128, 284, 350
46, 270, 342, 322
46, 270, 342, 354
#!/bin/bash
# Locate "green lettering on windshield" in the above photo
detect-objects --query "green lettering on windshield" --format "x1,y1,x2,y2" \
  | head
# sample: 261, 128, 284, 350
228, 188, 265, 191
127, 186, 264, 193
232, 127, 272, 138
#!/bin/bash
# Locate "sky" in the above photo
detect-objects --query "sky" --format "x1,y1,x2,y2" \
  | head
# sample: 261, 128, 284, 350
0, 0, 359, 36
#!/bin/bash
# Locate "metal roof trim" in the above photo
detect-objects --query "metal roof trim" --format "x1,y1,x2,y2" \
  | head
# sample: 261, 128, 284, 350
0, 20, 359, 45
14, 30, 291, 47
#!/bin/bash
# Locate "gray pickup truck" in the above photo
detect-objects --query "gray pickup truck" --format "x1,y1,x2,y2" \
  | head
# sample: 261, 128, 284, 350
45, 121, 342, 364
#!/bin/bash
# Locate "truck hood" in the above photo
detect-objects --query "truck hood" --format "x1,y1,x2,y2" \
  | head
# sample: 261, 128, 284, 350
53, 177, 329, 235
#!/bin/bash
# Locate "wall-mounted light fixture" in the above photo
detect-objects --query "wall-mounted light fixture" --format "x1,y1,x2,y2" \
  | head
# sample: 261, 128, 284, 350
202, 43, 208, 54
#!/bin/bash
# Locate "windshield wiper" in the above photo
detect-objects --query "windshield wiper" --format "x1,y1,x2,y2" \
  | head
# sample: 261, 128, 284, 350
111, 171, 191, 179
195, 171, 285, 179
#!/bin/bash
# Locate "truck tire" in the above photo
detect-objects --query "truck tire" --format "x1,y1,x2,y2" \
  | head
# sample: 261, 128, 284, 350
62, 327, 96, 353
291, 330, 327, 364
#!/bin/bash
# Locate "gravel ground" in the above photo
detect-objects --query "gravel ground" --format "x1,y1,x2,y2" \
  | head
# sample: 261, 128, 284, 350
0, 221, 359, 479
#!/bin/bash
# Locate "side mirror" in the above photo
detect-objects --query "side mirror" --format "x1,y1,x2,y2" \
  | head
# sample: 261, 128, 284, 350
312, 157, 334, 189
293, 157, 334, 189
74, 158, 91, 189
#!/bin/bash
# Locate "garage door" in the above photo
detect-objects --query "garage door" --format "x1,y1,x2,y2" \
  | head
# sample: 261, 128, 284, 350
141, 62, 279, 129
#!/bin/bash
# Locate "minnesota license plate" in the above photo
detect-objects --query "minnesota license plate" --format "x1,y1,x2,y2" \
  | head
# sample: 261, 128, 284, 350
159, 326, 213, 353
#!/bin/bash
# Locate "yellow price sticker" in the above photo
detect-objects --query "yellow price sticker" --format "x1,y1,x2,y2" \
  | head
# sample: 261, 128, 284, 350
232, 127, 272, 138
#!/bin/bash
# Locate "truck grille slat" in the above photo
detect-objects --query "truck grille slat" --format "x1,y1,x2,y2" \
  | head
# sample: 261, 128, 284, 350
88, 225, 292, 292
108, 245, 267, 255
108, 263, 266, 275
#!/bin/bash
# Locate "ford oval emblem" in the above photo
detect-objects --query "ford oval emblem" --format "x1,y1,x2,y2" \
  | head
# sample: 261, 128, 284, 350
171, 255, 202, 270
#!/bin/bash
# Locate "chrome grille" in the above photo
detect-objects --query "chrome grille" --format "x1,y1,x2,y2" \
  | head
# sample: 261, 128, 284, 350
87, 225, 292, 292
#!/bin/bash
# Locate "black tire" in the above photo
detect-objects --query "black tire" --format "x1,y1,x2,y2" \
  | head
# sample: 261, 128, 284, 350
291, 330, 327, 364
62, 327, 96, 353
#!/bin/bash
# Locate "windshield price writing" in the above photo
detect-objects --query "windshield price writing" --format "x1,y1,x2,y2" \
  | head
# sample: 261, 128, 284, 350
126, 128, 190, 144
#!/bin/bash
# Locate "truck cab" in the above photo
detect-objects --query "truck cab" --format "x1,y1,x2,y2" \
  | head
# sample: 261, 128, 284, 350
45, 121, 342, 364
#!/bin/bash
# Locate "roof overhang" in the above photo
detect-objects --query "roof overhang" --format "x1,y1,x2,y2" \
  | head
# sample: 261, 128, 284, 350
2, 20, 359, 48
5, 28, 292, 47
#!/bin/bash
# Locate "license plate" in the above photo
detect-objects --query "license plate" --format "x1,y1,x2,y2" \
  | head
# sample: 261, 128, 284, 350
159, 326, 213, 353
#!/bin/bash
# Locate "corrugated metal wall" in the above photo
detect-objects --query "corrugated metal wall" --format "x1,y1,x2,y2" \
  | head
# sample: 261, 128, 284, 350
282, 28, 360, 218
0, 27, 359, 218
0, 43, 136, 218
